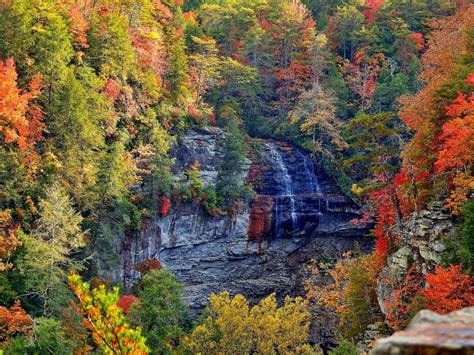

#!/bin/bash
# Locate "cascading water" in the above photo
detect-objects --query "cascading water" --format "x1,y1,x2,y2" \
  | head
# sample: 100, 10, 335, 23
262, 142, 332, 238
267, 143, 297, 233
297, 150, 321, 195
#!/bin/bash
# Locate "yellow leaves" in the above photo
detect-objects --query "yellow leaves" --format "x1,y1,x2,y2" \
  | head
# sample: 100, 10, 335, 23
187, 291, 313, 354
351, 183, 364, 196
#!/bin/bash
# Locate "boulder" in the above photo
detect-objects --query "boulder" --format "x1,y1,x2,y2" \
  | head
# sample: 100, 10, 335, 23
371, 307, 474, 354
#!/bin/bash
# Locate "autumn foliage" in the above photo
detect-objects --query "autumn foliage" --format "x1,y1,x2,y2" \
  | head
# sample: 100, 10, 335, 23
133, 258, 162, 275
117, 294, 140, 314
385, 265, 424, 330
68, 273, 149, 354
0, 59, 43, 153
422, 265, 474, 314
160, 197, 171, 217
0, 301, 33, 345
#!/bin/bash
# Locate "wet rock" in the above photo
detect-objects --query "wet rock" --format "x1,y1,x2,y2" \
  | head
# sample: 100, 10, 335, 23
371, 307, 474, 354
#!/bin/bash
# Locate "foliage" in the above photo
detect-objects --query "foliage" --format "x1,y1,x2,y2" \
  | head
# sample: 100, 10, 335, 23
306, 252, 382, 338
422, 264, 474, 314
0, 300, 33, 346
181, 161, 223, 215
129, 269, 188, 354
17, 183, 87, 314
0, 58, 42, 155
328, 339, 359, 355
68, 273, 149, 354
4, 317, 75, 354
289, 84, 347, 158
118, 294, 139, 315
186, 291, 313, 354
443, 200, 474, 274
384, 265, 424, 331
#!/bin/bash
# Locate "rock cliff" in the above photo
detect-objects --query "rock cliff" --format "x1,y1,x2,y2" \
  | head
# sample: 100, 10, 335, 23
376, 202, 453, 313
100, 127, 372, 342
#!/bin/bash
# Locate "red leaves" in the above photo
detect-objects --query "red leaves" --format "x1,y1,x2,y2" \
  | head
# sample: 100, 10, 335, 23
465, 73, 474, 85
103, 79, 120, 102
435, 84, 474, 173
133, 259, 162, 275
363, 0, 384, 24
422, 265, 474, 314
385, 265, 424, 330
0, 301, 33, 343
409, 32, 425, 50
0, 59, 43, 152
160, 197, 171, 217
117, 295, 139, 314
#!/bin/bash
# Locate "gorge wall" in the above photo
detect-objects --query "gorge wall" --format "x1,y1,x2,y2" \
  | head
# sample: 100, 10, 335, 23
100, 127, 373, 341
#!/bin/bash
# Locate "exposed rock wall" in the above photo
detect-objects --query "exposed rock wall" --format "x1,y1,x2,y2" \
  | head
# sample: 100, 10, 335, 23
376, 202, 453, 313
100, 127, 372, 346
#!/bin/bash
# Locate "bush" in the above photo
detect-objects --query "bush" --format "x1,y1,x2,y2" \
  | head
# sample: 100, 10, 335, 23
329, 340, 359, 355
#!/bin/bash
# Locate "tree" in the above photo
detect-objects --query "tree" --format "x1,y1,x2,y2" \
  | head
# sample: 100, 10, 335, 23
0, 300, 33, 345
329, 4, 365, 59
422, 265, 474, 314
345, 111, 403, 229
306, 252, 382, 338
129, 269, 188, 354
18, 183, 87, 313
4, 317, 75, 354
443, 200, 474, 274
329, 339, 359, 355
289, 84, 347, 158
68, 273, 149, 354
435, 88, 474, 174
0, 211, 21, 272
189, 35, 221, 103
0, 58, 43, 154
186, 291, 313, 354
385, 265, 424, 330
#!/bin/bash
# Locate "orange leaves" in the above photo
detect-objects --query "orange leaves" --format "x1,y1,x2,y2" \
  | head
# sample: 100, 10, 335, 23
68, 2, 89, 49
422, 265, 474, 315
103, 78, 120, 102
0, 301, 33, 344
0, 58, 43, 153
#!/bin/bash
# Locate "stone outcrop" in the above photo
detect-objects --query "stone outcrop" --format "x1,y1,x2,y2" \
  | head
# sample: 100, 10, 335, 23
371, 307, 474, 354
376, 202, 453, 313
100, 127, 372, 343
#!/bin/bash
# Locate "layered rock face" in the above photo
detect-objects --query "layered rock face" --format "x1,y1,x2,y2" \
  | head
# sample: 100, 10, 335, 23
372, 307, 474, 354
376, 202, 453, 314
103, 128, 372, 335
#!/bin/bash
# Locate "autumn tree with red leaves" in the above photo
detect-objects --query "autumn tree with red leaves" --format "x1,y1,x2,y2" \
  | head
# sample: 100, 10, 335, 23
422, 265, 474, 314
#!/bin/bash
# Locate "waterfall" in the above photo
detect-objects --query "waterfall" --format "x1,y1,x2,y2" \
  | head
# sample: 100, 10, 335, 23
267, 143, 297, 231
297, 150, 321, 194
